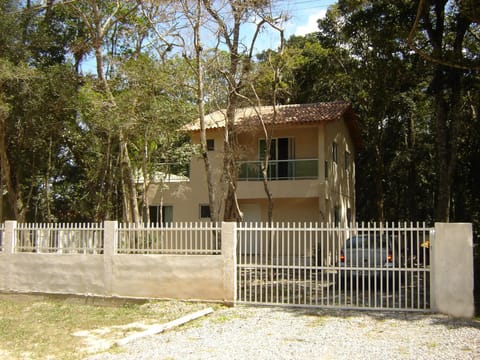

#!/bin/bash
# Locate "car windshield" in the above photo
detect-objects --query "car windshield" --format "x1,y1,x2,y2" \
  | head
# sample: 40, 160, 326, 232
346, 235, 389, 249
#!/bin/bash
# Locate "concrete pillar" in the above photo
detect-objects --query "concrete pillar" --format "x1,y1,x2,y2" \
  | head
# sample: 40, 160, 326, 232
103, 221, 118, 297
431, 223, 474, 318
4, 221, 17, 254
221, 222, 237, 305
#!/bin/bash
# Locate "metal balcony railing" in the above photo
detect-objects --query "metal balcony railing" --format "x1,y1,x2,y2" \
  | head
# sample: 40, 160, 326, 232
238, 159, 318, 181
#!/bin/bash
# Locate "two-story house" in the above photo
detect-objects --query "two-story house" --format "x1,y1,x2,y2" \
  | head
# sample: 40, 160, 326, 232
146, 102, 361, 225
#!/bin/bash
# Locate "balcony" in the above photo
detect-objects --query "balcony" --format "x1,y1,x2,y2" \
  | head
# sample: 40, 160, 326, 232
238, 159, 318, 181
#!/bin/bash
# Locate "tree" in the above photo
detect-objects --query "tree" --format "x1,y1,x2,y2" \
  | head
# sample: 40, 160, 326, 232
178, 0, 220, 223
200, 0, 286, 221
407, 0, 479, 221
272, 1, 439, 222
68, 0, 144, 222
113, 54, 196, 223
0, 1, 80, 222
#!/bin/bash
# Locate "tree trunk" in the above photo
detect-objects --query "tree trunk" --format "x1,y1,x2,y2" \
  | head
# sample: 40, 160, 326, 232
192, 0, 218, 223
223, 102, 242, 222
433, 86, 451, 222
374, 144, 384, 222
0, 116, 18, 220
407, 114, 417, 219
120, 131, 140, 224
419, 0, 469, 222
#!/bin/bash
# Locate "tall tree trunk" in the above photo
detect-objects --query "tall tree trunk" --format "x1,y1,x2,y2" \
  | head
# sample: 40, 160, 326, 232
0, 116, 19, 220
374, 144, 384, 222
407, 114, 417, 219
120, 131, 140, 224
191, 0, 218, 223
433, 84, 451, 221
416, 0, 470, 222
223, 101, 242, 221
45, 136, 52, 222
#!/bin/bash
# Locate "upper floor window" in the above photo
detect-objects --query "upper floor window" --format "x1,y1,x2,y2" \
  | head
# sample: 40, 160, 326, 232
206, 139, 215, 151
259, 137, 295, 161
259, 138, 295, 179
332, 142, 338, 164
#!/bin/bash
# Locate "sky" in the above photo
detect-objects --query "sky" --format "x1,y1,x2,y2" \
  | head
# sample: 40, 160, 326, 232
80, 1, 338, 74
251, 0, 337, 52
283, 0, 336, 36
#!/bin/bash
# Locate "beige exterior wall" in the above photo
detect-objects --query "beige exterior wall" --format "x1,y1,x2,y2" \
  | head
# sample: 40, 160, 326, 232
238, 198, 319, 223
147, 118, 356, 224
323, 116, 356, 225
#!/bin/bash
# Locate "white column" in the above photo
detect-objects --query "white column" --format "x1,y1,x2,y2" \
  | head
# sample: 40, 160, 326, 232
222, 221, 237, 305
103, 221, 118, 297
4, 221, 17, 254
431, 223, 474, 318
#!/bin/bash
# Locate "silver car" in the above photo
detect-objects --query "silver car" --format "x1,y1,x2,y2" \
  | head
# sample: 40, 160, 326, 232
337, 234, 397, 288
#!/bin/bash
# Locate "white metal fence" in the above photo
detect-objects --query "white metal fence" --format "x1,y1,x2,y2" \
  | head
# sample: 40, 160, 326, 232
236, 222, 432, 311
15, 223, 104, 253
116, 222, 221, 255
9, 222, 222, 255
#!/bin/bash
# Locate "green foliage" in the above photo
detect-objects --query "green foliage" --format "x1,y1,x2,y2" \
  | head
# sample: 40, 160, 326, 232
264, 0, 479, 233
1, 0, 478, 231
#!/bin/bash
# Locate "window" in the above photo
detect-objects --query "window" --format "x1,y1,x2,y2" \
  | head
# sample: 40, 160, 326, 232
149, 205, 173, 224
206, 139, 215, 151
345, 151, 350, 170
199, 204, 211, 219
259, 138, 295, 160
259, 137, 295, 179
332, 142, 338, 164
324, 160, 329, 180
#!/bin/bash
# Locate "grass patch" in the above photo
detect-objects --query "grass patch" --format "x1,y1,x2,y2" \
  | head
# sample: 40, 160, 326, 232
0, 295, 215, 360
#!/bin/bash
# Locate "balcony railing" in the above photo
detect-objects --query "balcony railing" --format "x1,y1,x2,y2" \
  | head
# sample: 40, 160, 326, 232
238, 159, 318, 181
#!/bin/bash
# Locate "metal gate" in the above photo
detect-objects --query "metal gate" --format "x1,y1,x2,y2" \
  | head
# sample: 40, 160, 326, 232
236, 222, 432, 311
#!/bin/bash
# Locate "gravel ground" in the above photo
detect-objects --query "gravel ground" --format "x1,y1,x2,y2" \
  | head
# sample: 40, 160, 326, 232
87, 306, 480, 360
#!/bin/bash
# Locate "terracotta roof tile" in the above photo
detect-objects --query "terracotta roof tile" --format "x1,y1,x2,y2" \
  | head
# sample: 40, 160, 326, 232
183, 101, 362, 149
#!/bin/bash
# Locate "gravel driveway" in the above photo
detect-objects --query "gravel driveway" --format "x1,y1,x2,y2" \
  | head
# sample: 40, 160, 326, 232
87, 306, 480, 360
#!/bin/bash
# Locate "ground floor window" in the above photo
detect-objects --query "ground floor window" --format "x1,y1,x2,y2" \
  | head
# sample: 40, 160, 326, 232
149, 205, 173, 224
199, 204, 211, 219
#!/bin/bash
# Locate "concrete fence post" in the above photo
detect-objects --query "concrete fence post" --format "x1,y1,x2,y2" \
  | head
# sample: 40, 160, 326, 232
103, 221, 118, 297
431, 223, 474, 318
4, 221, 17, 254
221, 222, 237, 305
